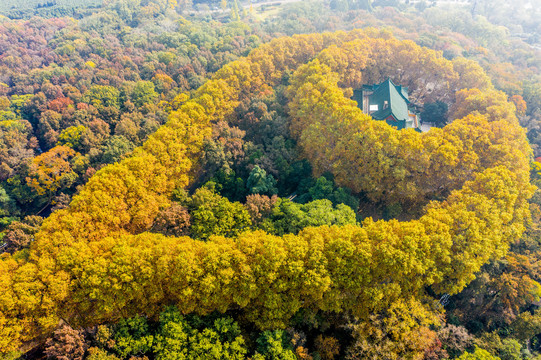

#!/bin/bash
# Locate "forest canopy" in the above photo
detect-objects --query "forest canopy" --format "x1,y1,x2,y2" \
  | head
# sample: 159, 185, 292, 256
1, 0, 541, 359
0, 25, 536, 360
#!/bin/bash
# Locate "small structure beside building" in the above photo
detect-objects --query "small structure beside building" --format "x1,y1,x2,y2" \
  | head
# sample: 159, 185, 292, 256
352, 78, 421, 131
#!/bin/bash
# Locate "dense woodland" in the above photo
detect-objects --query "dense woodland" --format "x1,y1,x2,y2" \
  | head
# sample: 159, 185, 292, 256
1, 0, 541, 359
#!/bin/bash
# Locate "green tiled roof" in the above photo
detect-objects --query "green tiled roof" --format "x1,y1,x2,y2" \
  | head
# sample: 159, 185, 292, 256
352, 78, 419, 130
369, 79, 410, 122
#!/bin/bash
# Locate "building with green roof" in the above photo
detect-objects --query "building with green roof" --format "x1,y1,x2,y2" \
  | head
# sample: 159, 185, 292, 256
352, 78, 421, 131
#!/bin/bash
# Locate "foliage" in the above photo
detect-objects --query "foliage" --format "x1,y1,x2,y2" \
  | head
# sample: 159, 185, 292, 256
261, 198, 357, 235
83, 86, 121, 112
314, 335, 340, 360
154, 307, 247, 360
298, 175, 359, 212
458, 347, 501, 360
187, 187, 252, 240
255, 330, 296, 360
25, 145, 78, 197
58, 126, 86, 150
86, 347, 120, 360
346, 299, 440, 360
421, 101, 449, 128
449, 233, 541, 333
246, 165, 278, 196
99, 136, 135, 165
0, 0, 102, 19
437, 324, 473, 358
152, 203, 190, 237
244, 194, 278, 224
0, 15, 536, 360
85, 307, 249, 360
44, 324, 87, 360
111, 316, 154, 358
130, 81, 159, 108
2, 215, 42, 253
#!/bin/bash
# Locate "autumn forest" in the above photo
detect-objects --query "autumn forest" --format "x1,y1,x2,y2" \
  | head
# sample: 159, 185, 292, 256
1, 0, 541, 359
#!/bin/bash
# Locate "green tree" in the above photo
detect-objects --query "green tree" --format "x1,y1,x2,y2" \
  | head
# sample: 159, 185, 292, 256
84, 85, 121, 111
497, 339, 522, 360
305, 176, 359, 211
254, 330, 296, 360
99, 135, 135, 164
420, 101, 449, 127
210, 169, 247, 202
264, 199, 357, 235
188, 187, 252, 240
112, 316, 154, 358
0, 185, 16, 228
247, 166, 278, 196
86, 347, 120, 360
58, 125, 87, 150
458, 347, 501, 360
131, 81, 159, 107
155, 307, 247, 360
